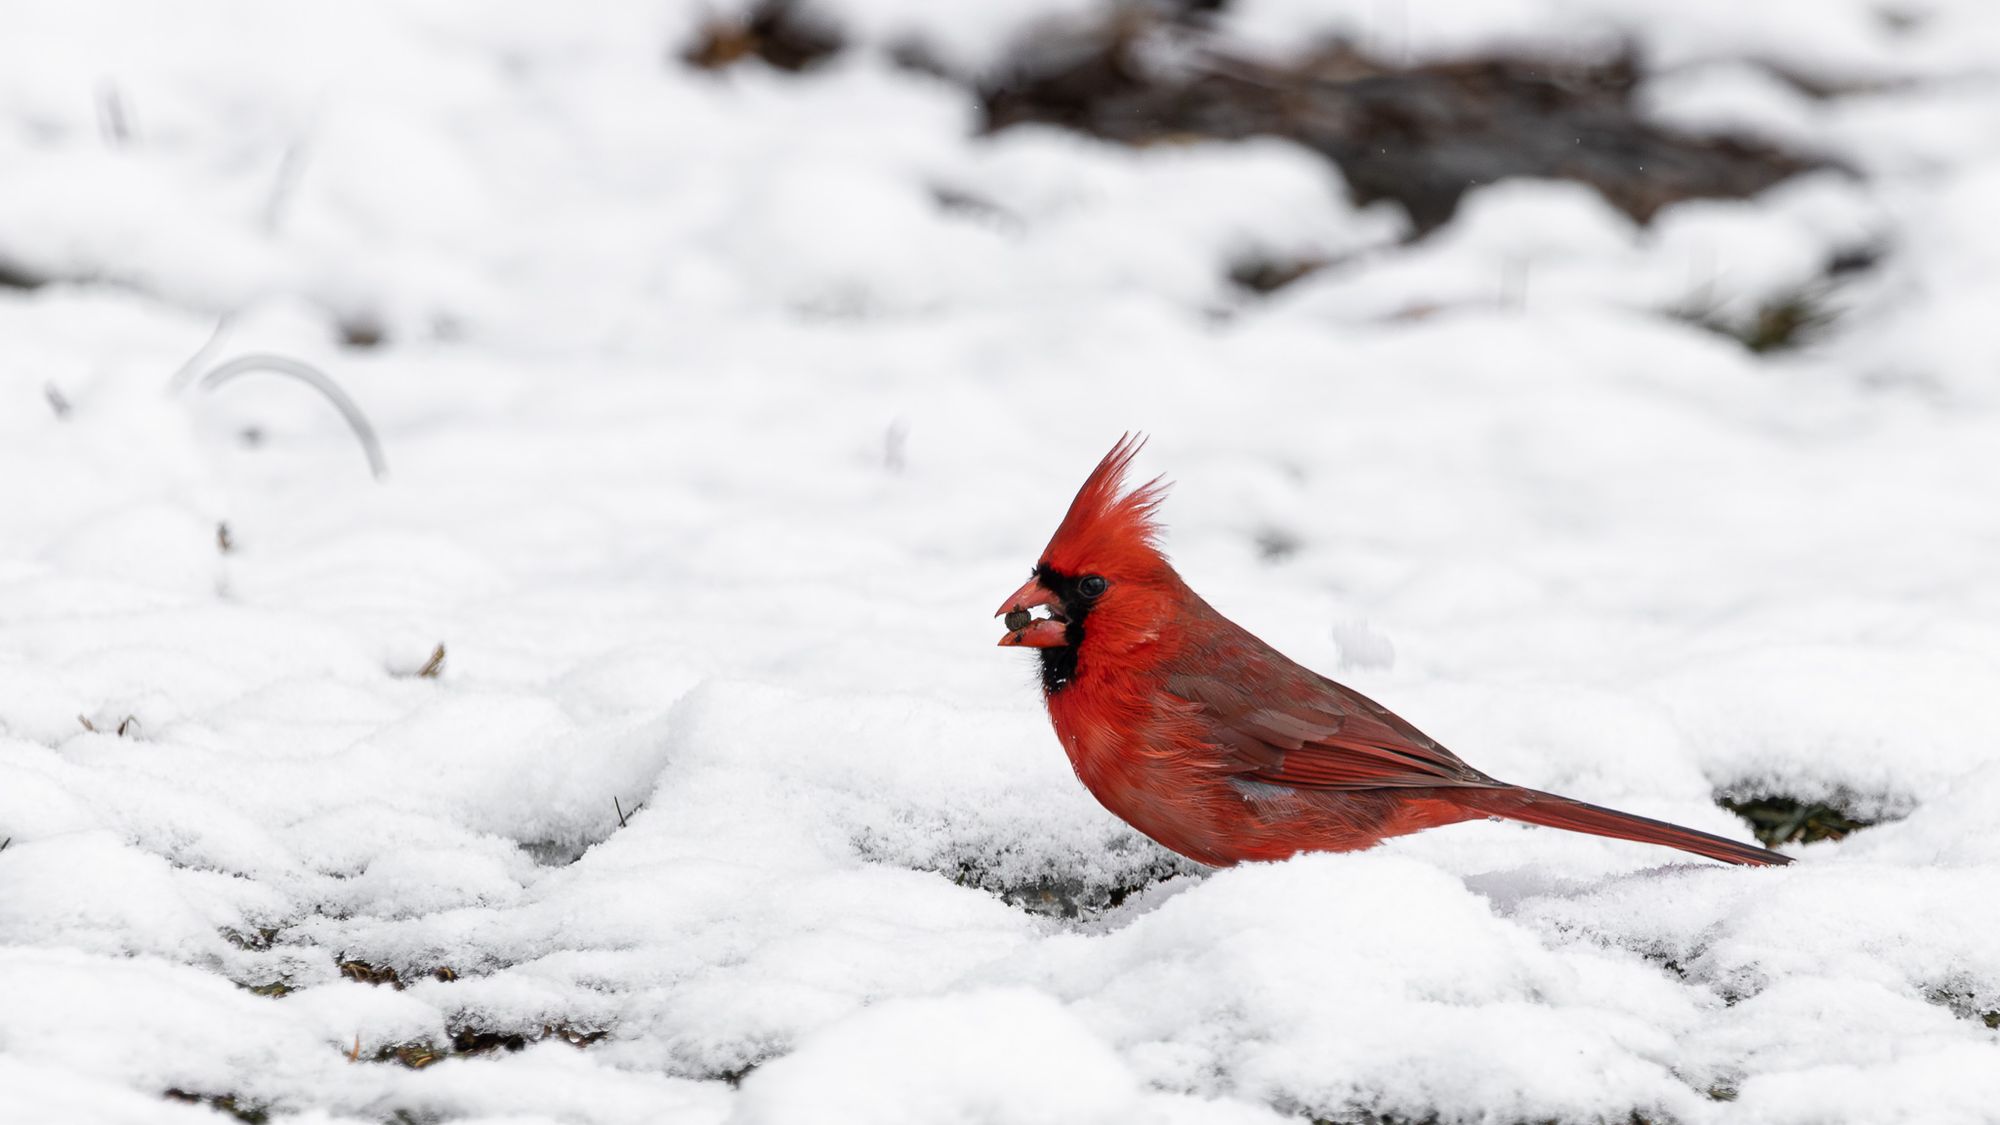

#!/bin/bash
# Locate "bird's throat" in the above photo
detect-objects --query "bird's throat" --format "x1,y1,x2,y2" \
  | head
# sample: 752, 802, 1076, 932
1037, 623, 1085, 694
1031, 565, 1097, 695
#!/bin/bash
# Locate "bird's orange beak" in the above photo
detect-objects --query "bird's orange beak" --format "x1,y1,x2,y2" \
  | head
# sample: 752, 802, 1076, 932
995, 576, 1070, 648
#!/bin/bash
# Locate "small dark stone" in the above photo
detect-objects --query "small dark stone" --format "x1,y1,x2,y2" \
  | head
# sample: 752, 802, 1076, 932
338, 316, 387, 349
0, 254, 47, 290
1228, 255, 1328, 295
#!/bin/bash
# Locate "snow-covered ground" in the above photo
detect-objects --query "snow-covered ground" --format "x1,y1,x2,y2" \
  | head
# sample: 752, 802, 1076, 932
4, 2, 2000, 1122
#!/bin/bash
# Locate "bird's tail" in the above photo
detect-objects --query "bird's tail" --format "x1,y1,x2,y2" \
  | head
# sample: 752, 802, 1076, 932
1459, 786, 1791, 867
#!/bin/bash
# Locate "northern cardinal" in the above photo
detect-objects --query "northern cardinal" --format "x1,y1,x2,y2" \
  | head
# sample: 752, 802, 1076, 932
997, 436, 1789, 867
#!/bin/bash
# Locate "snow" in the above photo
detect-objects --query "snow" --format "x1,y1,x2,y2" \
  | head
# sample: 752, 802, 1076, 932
4, 0, 2000, 1122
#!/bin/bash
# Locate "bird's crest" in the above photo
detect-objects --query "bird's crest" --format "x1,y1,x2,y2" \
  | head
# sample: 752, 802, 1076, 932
1040, 434, 1171, 574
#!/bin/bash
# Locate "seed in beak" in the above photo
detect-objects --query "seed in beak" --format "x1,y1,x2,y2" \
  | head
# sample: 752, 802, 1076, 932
1003, 608, 1033, 632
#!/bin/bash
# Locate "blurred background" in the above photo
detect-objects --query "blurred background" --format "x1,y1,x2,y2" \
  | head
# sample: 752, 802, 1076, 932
5, 2, 2000, 1122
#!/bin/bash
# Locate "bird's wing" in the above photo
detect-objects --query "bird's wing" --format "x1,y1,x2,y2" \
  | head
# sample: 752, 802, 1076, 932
1165, 650, 1492, 791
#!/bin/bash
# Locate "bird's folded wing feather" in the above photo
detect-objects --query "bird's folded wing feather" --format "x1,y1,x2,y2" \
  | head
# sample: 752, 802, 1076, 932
1164, 664, 1492, 790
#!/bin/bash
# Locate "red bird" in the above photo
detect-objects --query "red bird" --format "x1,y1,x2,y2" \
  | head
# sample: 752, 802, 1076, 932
997, 436, 1788, 868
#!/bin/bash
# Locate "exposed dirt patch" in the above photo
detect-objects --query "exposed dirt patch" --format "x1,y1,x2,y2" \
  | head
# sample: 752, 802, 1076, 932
372, 1023, 609, 1070
1716, 794, 1889, 847
1672, 245, 1881, 354
1926, 986, 2000, 1030
950, 854, 1196, 920
980, 23, 1826, 234
164, 1090, 269, 1123
683, 0, 844, 73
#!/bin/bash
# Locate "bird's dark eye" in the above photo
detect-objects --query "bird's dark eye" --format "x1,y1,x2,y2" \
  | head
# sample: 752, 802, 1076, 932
1078, 575, 1108, 598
